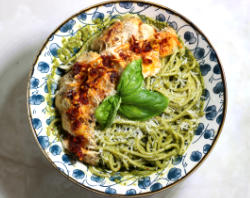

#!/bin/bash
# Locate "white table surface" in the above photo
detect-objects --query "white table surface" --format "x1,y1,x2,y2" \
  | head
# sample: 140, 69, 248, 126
0, 0, 249, 197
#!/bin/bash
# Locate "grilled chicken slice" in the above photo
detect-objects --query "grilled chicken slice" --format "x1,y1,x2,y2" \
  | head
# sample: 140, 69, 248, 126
62, 136, 99, 165
56, 52, 118, 165
91, 16, 156, 51
92, 15, 181, 77
56, 15, 182, 165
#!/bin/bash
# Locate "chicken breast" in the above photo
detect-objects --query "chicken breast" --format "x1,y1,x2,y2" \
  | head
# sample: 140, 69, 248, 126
91, 16, 156, 51
56, 52, 118, 165
55, 15, 182, 165
92, 15, 181, 77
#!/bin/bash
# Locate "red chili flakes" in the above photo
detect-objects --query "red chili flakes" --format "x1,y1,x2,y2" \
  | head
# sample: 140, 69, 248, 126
78, 117, 84, 123
72, 62, 82, 76
80, 72, 88, 82
89, 67, 105, 79
79, 91, 89, 104
129, 36, 153, 54
110, 71, 119, 83
78, 81, 89, 104
119, 52, 129, 61
105, 28, 113, 42
68, 135, 88, 156
129, 35, 141, 54
101, 55, 116, 68
66, 106, 78, 121
72, 119, 82, 131
89, 68, 98, 76
142, 56, 153, 64
159, 38, 169, 48
141, 41, 152, 52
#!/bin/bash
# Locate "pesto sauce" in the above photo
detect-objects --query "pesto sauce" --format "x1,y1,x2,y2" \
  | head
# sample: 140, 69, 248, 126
44, 14, 198, 181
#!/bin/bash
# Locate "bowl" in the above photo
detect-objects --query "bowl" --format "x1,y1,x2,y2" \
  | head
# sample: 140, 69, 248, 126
27, 0, 227, 196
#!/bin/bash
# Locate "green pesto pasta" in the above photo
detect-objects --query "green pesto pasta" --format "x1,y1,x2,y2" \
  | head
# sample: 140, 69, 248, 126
46, 14, 204, 177
91, 46, 204, 176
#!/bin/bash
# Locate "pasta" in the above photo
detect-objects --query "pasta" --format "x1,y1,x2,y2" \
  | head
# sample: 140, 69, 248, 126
91, 46, 204, 176
46, 14, 204, 177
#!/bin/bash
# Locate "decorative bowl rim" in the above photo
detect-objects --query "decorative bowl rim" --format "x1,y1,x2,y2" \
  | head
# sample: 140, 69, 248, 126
26, 0, 227, 197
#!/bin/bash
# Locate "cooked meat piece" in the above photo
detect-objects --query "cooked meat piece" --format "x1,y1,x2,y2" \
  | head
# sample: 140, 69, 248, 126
56, 52, 118, 165
91, 16, 156, 51
62, 136, 99, 165
92, 16, 181, 77
153, 27, 182, 57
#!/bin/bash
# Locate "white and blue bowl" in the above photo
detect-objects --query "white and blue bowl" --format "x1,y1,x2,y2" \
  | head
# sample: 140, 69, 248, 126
27, 0, 227, 196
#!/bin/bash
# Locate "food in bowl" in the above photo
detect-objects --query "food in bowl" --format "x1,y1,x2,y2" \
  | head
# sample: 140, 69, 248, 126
47, 14, 204, 176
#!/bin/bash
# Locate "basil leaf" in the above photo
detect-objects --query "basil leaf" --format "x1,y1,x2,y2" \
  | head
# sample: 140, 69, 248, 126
119, 104, 154, 121
119, 89, 169, 120
95, 95, 121, 129
117, 59, 144, 96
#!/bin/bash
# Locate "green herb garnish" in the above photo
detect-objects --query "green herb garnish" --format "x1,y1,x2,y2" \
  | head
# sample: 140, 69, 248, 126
95, 95, 121, 129
119, 89, 168, 121
95, 59, 169, 128
117, 59, 144, 96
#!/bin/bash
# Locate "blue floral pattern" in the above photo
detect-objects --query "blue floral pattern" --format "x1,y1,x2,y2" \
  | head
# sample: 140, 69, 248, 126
202, 89, 210, 100
92, 12, 104, 21
49, 144, 62, 156
44, 82, 57, 94
60, 19, 76, 33
28, 1, 226, 195
77, 13, 87, 21
195, 123, 204, 135
213, 81, 224, 94
156, 14, 166, 22
105, 187, 117, 194
72, 169, 85, 179
172, 155, 183, 165
204, 129, 214, 139
216, 113, 223, 124
194, 47, 205, 59
213, 64, 221, 74
138, 177, 151, 189
203, 144, 211, 154
126, 189, 136, 195
37, 136, 49, 149
190, 151, 202, 162
209, 50, 217, 61
119, 2, 133, 9
184, 31, 196, 44
38, 62, 50, 73
32, 118, 42, 130
91, 175, 105, 183
200, 64, 211, 76
29, 94, 45, 105
30, 77, 39, 89
49, 43, 60, 57
109, 174, 122, 182
205, 105, 217, 120
150, 183, 163, 192
46, 116, 54, 125
167, 168, 182, 181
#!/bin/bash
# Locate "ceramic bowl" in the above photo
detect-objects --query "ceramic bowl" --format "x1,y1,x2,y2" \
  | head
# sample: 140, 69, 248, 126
27, 0, 227, 196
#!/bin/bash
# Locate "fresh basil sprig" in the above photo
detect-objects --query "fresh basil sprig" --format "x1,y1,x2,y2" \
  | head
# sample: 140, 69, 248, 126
117, 59, 144, 96
95, 95, 121, 129
119, 89, 168, 120
95, 59, 169, 129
